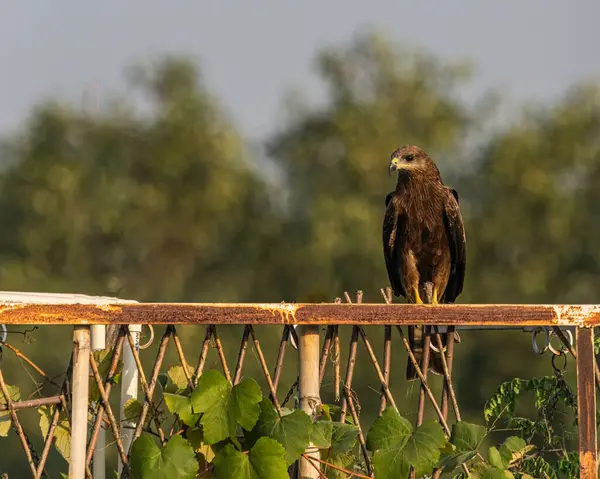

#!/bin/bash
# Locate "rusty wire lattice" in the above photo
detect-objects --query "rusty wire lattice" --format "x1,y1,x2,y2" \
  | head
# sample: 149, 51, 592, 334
0, 291, 598, 479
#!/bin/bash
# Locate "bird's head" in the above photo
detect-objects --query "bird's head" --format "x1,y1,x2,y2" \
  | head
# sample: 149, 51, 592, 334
388, 145, 435, 175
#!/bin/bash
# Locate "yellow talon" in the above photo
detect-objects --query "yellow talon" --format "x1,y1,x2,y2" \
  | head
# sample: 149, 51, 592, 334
432, 287, 439, 305
413, 287, 423, 304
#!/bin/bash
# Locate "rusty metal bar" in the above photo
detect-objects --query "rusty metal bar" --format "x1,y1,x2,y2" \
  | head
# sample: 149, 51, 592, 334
576, 327, 598, 479
553, 326, 600, 388
2, 302, 600, 326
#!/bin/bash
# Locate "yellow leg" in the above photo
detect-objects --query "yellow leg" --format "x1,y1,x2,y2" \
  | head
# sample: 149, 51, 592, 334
432, 287, 439, 305
413, 287, 424, 304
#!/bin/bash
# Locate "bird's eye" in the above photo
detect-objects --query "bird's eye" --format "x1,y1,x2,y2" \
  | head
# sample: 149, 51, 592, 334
405, 154, 414, 162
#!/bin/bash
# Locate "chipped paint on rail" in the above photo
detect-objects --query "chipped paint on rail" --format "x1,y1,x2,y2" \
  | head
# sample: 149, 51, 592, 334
552, 305, 600, 327
254, 303, 300, 324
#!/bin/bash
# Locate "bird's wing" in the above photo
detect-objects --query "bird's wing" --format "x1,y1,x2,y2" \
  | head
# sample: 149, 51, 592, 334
383, 191, 406, 297
441, 188, 466, 303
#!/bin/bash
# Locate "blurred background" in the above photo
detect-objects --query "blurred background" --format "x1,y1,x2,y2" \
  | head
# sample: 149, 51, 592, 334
1, 0, 599, 476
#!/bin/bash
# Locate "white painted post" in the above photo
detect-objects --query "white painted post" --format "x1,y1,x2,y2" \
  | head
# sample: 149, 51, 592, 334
119, 324, 141, 474
91, 325, 106, 479
298, 325, 321, 479
69, 326, 91, 479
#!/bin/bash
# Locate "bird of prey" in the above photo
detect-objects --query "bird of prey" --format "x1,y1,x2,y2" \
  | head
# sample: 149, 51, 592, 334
382, 145, 466, 380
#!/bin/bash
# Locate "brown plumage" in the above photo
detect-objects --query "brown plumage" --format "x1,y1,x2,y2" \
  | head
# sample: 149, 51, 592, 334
382, 145, 466, 380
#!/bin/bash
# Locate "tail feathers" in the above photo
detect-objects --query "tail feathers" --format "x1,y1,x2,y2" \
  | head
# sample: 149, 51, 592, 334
406, 325, 446, 380
406, 282, 447, 380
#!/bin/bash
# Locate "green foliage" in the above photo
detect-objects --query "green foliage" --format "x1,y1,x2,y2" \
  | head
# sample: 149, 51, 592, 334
131, 434, 198, 479
0, 384, 19, 437
123, 398, 143, 423
39, 405, 71, 463
366, 409, 446, 478
212, 437, 288, 479
190, 370, 262, 444
247, 398, 312, 465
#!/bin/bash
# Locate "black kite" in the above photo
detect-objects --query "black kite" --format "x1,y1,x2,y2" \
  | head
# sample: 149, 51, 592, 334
382, 145, 466, 379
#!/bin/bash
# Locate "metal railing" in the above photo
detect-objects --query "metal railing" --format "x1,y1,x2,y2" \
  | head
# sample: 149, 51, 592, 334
0, 291, 597, 479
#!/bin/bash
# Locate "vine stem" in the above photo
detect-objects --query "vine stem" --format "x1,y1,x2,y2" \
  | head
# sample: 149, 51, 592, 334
302, 454, 372, 479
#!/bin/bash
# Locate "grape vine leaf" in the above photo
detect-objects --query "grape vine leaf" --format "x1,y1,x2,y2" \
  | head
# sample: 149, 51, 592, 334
168, 365, 193, 392
248, 398, 312, 465
318, 422, 359, 479
440, 421, 487, 473
187, 427, 215, 477
330, 422, 359, 455
190, 370, 262, 444
488, 446, 511, 470
470, 462, 515, 479
130, 433, 198, 479
123, 398, 143, 423
39, 406, 71, 462
310, 420, 333, 449
0, 384, 19, 437
0, 411, 10, 438
212, 437, 288, 479
366, 408, 446, 478
163, 392, 200, 427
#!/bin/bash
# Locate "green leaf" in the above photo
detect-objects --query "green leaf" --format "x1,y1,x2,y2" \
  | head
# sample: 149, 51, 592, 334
310, 420, 333, 448
321, 449, 356, 479
502, 436, 526, 453
488, 446, 510, 470
249, 398, 312, 465
39, 406, 71, 463
470, 462, 515, 478
318, 422, 359, 479
0, 384, 20, 405
366, 408, 446, 478
450, 421, 487, 452
190, 370, 262, 444
130, 433, 198, 479
212, 437, 288, 479
0, 383, 21, 434
168, 365, 192, 392
163, 393, 200, 427
0, 411, 11, 437
440, 422, 488, 473
123, 398, 143, 423
330, 422, 359, 455
440, 451, 477, 473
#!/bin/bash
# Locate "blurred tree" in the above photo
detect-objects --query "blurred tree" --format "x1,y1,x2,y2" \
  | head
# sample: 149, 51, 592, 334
454, 83, 600, 412
0, 58, 282, 302
461, 83, 600, 304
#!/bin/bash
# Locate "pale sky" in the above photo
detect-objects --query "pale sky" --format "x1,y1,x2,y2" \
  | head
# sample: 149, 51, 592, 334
0, 0, 598, 140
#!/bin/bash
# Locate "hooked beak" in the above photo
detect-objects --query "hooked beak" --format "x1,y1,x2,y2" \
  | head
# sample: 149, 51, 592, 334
388, 157, 399, 175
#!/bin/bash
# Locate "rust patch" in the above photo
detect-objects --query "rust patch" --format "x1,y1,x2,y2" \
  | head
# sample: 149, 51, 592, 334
0, 302, 600, 327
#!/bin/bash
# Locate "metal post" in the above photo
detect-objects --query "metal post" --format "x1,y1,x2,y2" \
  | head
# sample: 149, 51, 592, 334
69, 326, 91, 479
119, 324, 141, 474
91, 325, 106, 479
577, 327, 598, 479
298, 325, 321, 479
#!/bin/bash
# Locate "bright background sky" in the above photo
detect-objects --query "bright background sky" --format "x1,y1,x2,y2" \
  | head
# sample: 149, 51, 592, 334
1, 0, 598, 140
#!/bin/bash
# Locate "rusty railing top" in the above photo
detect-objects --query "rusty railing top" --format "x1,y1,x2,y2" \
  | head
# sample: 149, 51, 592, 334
0, 292, 599, 326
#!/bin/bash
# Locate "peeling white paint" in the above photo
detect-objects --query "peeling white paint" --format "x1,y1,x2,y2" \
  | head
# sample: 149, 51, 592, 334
0, 291, 138, 306
552, 305, 600, 327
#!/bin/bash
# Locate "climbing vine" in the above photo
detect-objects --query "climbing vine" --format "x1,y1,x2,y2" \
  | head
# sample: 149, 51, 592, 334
0, 353, 584, 478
